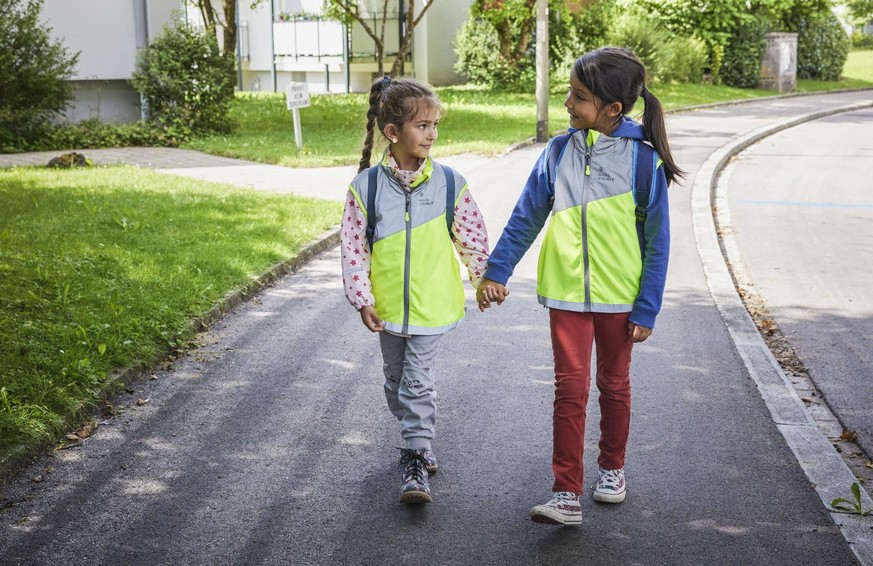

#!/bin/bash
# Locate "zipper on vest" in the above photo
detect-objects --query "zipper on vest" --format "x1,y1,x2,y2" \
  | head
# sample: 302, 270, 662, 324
582, 143, 592, 310
402, 191, 412, 334
584, 146, 592, 176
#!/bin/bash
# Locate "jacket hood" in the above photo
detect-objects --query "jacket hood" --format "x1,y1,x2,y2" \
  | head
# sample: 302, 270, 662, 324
567, 115, 646, 141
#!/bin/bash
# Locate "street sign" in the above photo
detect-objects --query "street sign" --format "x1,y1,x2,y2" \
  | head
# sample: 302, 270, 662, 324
286, 82, 311, 109
285, 82, 309, 150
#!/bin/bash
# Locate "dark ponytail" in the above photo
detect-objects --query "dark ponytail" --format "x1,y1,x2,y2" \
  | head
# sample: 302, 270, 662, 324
639, 88, 683, 186
572, 47, 684, 186
357, 75, 443, 174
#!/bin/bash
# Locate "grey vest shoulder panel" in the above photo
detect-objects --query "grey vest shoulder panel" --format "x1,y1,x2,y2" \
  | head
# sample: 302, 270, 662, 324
553, 131, 635, 212
351, 164, 456, 242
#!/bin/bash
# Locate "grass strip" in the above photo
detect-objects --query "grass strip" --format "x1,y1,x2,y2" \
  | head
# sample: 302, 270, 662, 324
183, 51, 873, 168
0, 166, 340, 454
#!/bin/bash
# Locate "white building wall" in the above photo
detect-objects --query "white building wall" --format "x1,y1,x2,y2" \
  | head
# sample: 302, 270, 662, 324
237, 0, 472, 94
423, 0, 469, 85
41, 0, 182, 123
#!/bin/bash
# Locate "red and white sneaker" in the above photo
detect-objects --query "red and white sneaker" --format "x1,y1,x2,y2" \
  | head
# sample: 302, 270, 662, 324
530, 492, 582, 525
593, 467, 626, 503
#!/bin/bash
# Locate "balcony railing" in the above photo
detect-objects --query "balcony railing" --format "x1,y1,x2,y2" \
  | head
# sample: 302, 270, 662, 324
272, 14, 406, 63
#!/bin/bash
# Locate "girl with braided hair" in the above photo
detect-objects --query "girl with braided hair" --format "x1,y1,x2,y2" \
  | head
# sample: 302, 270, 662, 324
340, 76, 491, 504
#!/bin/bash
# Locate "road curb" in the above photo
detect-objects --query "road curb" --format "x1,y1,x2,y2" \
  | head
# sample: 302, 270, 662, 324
691, 100, 873, 564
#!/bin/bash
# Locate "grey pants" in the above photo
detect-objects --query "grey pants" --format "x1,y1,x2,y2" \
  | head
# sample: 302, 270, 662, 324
379, 332, 442, 451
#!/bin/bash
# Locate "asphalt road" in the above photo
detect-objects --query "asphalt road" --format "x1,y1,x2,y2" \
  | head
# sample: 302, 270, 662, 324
724, 106, 873, 459
1, 91, 872, 565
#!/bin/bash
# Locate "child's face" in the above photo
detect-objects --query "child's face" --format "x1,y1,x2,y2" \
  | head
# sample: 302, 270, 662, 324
390, 104, 440, 165
565, 73, 619, 134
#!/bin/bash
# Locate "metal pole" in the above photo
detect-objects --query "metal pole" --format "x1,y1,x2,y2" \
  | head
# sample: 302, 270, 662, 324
535, 0, 549, 142
343, 24, 350, 94
270, 0, 277, 91
235, 1, 243, 91
292, 107, 303, 150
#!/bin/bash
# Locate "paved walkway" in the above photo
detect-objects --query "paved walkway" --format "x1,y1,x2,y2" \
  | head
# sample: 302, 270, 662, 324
2, 90, 873, 565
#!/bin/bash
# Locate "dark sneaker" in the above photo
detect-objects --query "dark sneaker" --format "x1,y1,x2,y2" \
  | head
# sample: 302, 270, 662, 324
593, 467, 626, 503
399, 448, 432, 504
530, 492, 582, 525
423, 449, 438, 474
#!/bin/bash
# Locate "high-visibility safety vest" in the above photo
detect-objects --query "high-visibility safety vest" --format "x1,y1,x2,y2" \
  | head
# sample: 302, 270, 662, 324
349, 158, 465, 335
538, 129, 657, 312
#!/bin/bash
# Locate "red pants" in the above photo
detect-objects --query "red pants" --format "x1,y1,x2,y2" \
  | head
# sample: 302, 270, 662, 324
549, 309, 633, 494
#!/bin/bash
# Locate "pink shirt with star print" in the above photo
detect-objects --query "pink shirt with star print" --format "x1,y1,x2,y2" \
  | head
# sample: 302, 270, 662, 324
341, 156, 490, 311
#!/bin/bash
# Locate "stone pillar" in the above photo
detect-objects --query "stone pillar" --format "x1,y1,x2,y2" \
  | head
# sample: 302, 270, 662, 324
759, 32, 798, 92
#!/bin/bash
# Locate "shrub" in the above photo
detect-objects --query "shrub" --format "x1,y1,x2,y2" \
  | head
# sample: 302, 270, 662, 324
792, 12, 851, 80
720, 18, 769, 88
454, 18, 500, 87
130, 22, 235, 137
608, 11, 707, 84
657, 36, 708, 83
608, 11, 662, 74
3, 119, 186, 153
851, 32, 873, 49
550, 0, 618, 73
0, 0, 79, 146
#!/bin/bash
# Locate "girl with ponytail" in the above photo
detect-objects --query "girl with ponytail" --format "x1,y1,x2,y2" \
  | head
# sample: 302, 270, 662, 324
477, 47, 679, 525
341, 75, 491, 505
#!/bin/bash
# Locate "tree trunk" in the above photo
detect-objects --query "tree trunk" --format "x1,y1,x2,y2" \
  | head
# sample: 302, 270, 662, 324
390, 0, 436, 77
222, 0, 236, 57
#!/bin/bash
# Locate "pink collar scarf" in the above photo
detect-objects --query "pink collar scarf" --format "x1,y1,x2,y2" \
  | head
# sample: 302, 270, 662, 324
387, 151, 425, 189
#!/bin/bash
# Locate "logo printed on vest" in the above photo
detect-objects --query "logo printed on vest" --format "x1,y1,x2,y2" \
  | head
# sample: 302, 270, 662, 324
418, 197, 435, 207
595, 165, 615, 183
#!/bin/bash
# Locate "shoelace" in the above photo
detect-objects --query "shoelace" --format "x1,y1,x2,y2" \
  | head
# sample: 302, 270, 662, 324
400, 449, 429, 484
553, 491, 578, 503
599, 469, 623, 489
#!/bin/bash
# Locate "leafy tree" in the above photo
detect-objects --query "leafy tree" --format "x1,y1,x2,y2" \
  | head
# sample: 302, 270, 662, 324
130, 23, 235, 138
455, 0, 617, 90
846, 0, 873, 22
0, 0, 79, 146
323, 0, 437, 76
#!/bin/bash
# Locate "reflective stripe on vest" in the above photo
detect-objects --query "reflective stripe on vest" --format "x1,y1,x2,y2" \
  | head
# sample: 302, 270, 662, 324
537, 130, 643, 312
350, 162, 465, 334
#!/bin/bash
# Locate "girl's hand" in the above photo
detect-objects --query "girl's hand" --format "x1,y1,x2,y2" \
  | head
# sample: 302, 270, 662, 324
359, 306, 385, 332
477, 279, 509, 312
628, 323, 652, 343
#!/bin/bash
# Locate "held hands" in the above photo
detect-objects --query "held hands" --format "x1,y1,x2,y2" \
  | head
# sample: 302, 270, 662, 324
359, 306, 385, 332
476, 278, 510, 312
628, 322, 652, 343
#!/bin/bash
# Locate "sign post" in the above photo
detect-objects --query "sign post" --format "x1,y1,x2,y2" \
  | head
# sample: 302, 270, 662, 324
285, 82, 311, 150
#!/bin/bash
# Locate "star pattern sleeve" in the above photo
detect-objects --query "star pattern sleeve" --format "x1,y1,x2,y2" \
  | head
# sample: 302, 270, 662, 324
452, 186, 490, 289
340, 188, 374, 311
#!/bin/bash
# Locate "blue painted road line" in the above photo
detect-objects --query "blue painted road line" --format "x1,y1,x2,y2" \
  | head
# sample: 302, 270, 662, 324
737, 199, 873, 209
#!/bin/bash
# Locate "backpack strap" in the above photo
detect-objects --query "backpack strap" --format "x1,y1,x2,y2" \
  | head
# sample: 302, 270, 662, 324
546, 133, 572, 192
365, 163, 457, 250
365, 165, 378, 250
440, 163, 456, 240
633, 140, 656, 224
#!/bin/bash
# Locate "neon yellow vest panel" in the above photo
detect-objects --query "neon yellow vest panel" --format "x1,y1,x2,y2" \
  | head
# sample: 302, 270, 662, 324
351, 160, 466, 335
537, 130, 643, 312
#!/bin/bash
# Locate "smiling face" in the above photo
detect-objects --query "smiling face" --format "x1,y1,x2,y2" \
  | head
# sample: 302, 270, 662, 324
564, 73, 622, 135
384, 102, 440, 171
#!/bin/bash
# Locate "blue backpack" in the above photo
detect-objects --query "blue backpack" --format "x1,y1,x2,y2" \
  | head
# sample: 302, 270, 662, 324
364, 163, 456, 250
545, 133, 656, 224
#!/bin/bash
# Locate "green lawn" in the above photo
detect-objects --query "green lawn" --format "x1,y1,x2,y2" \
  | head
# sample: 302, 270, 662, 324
184, 51, 873, 168
0, 167, 340, 454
